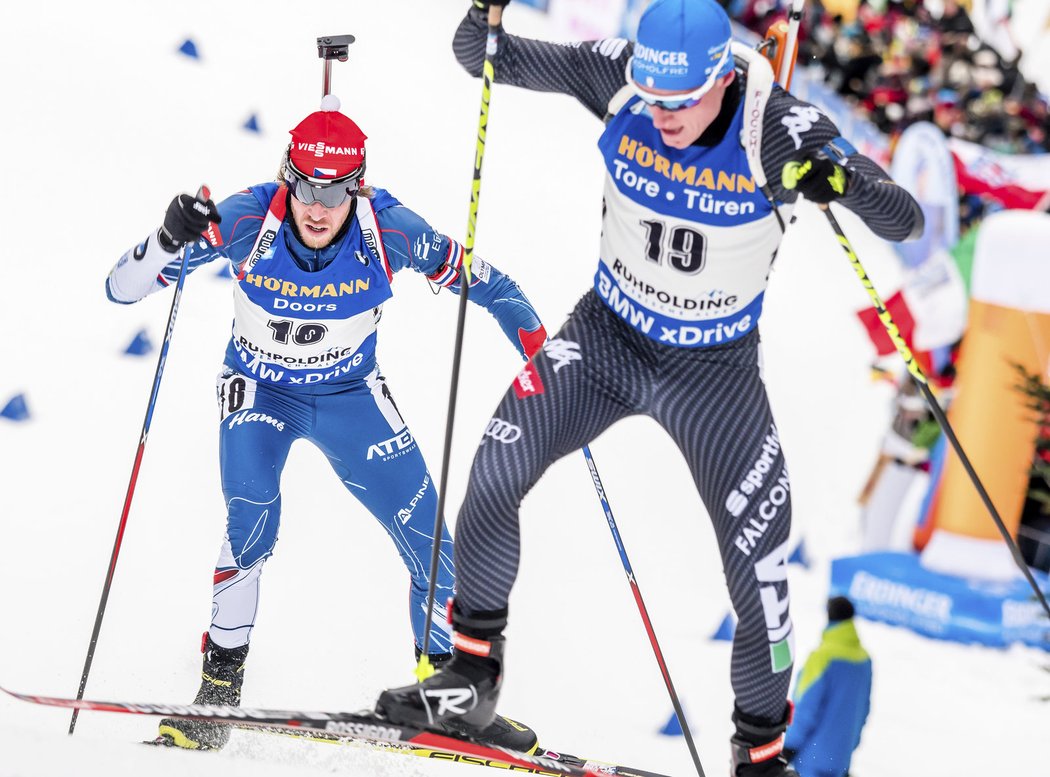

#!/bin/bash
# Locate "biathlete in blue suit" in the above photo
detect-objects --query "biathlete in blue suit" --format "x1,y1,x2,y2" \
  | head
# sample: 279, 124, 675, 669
106, 97, 546, 752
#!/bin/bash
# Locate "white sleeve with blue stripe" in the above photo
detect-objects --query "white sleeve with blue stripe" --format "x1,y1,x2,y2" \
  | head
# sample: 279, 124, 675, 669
105, 190, 264, 304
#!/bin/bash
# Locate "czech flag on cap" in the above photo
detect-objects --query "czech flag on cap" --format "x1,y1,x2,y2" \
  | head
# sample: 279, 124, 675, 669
288, 95, 367, 182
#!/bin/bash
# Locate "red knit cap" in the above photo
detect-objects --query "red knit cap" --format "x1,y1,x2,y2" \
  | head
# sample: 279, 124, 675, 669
287, 95, 367, 183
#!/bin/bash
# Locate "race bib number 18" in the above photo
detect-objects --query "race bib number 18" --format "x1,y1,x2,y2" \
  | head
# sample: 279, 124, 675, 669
216, 371, 258, 422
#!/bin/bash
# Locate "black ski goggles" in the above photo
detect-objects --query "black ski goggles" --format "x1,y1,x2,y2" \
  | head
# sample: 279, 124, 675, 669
285, 163, 364, 208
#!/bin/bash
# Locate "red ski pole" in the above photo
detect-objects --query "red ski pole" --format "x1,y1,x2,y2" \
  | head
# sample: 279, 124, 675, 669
69, 186, 209, 734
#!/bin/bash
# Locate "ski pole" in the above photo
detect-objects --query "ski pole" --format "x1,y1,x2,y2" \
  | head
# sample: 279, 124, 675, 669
69, 187, 209, 734
582, 447, 707, 777
821, 205, 1050, 619
416, 4, 502, 680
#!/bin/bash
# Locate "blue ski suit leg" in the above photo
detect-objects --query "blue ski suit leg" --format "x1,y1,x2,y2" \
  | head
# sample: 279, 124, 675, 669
209, 367, 454, 656
311, 369, 454, 656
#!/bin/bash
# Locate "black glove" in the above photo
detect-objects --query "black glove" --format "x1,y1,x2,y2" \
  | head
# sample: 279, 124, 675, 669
159, 191, 221, 251
781, 152, 849, 204
472, 0, 511, 10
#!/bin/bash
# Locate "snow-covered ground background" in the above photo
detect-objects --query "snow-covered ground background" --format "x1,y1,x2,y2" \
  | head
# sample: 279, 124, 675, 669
0, 1, 1043, 776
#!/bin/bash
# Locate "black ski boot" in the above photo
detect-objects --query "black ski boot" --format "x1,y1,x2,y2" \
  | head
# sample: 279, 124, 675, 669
730, 704, 800, 777
473, 714, 539, 753
412, 647, 538, 752
155, 634, 249, 750
379, 604, 537, 752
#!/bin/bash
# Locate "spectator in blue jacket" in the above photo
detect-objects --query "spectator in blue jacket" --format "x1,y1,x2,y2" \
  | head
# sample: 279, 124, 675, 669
783, 597, 872, 777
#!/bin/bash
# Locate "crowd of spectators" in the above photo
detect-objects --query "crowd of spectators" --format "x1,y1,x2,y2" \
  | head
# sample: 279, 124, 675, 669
729, 0, 1050, 154
725, 0, 1050, 571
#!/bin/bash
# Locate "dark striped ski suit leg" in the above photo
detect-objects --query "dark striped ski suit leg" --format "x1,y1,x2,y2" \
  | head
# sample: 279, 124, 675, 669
455, 291, 793, 721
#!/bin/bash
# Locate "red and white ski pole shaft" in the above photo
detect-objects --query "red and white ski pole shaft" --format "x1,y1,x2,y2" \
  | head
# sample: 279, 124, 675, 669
69, 186, 209, 735
582, 447, 707, 777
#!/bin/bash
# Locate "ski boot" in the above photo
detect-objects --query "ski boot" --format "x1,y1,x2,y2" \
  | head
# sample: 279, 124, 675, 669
380, 603, 538, 753
154, 634, 249, 750
413, 647, 538, 752
730, 703, 800, 777
474, 713, 539, 753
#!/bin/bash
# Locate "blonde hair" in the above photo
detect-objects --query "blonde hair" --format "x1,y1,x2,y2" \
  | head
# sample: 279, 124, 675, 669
278, 144, 373, 198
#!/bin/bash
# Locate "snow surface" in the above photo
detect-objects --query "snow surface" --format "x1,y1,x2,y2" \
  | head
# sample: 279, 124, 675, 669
0, 1, 1042, 776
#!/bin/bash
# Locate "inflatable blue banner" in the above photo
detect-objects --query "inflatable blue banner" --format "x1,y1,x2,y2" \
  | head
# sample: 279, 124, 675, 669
890, 122, 960, 265
831, 552, 1050, 651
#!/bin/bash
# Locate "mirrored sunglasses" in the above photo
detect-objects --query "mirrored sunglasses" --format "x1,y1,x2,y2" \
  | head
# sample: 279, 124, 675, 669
286, 166, 361, 208
625, 41, 732, 112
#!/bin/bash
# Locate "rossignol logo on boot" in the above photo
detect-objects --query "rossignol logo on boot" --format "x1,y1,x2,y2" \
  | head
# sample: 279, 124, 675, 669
452, 632, 492, 657
424, 687, 477, 717
748, 737, 785, 762
726, 425, 782, 519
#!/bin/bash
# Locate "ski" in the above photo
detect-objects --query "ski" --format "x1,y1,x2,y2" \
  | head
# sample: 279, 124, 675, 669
150, 727, 565, 776
2, 686, 670, 777
234, 725, 673, 777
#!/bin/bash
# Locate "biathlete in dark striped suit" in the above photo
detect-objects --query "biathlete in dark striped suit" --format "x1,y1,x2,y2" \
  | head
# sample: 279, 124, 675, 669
379, 1, 921, 774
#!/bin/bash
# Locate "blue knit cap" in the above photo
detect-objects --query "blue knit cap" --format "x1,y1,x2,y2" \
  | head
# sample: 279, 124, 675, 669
631, 0, 734, 92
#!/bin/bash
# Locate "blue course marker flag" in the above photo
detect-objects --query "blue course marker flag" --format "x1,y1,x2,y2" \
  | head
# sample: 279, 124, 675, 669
659, 707, 694, 736
124, 329, 154, 356
1, 393, 30, 422
243, 113, 261, 134
711, 612, 735, 641
177, 39, 200, 59
788, 540, 811, 569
